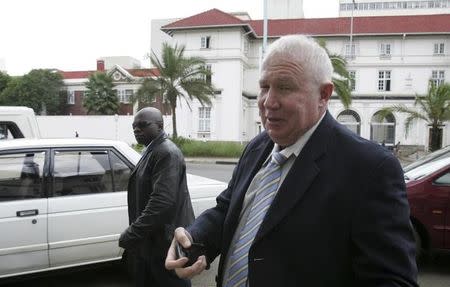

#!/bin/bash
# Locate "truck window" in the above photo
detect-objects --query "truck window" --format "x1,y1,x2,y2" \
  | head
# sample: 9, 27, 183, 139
0, 122, 25, 140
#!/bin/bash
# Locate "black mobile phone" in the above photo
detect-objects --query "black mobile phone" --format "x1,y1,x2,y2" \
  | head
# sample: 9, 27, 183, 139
175, 241, 206, 267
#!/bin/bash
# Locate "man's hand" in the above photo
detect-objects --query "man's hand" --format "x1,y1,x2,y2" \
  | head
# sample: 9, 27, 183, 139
165, 227, 207, 279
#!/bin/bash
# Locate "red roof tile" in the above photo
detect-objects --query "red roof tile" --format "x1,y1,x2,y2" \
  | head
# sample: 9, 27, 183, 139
60, 71, 94, 79
163, 10, 450, 36
127, 68, 160, 77
60, 68, 159, 80
163, 8, 247, 30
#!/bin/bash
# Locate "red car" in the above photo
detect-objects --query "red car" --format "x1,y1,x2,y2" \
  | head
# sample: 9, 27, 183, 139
405, 156, 450, 258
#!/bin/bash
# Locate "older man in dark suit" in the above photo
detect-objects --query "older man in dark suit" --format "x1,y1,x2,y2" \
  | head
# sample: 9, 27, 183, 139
119, 107, 194, 287
165, 35, 418, 287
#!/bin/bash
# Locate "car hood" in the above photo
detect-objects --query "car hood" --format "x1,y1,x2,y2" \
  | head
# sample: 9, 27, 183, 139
187, 174, 227, 199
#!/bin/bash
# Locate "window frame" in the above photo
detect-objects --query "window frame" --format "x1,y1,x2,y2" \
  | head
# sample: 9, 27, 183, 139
434, 42, 445, 55
0, 121, 25, 139
431, 70, 445, 86
0, 148, 50, 201
348, 70, 356, 91
379, 43, 392, 58
433, 171, 450, 186
370, 111, 396, 148
337, 109, 361, 135
198, 106, 211, 134
116, 89, 134, 104
378, 70, 392, 92
67, 91, 75, 105
201, 36, 211, 49
204, 64, 212, 85
344, 43, 356, 60
49, 147, 134, 197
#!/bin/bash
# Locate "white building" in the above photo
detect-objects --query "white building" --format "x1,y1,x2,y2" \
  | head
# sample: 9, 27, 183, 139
267, 0, 304, 19
156, 7, 450, 150
339, 0, 450, 17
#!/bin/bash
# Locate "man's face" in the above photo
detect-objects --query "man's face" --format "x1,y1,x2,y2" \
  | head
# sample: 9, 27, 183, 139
132, 113, 160, 146
258, 55, 330, 147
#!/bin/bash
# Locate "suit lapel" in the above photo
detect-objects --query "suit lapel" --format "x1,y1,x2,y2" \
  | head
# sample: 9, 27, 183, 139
222, 135, 274, 247
254, 112, 335, 243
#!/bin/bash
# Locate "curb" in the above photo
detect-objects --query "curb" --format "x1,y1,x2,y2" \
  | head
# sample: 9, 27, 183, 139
185, 158, 238, 165
215, 160, 238, 165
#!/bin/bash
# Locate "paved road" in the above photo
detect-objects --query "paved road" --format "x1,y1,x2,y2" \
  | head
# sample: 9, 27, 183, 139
3, 162, 450, 286
186, 162, 235, 183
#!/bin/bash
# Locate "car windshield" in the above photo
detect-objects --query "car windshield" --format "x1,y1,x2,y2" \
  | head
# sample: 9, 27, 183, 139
404, 156, 450, 182
403, 146, 450, 173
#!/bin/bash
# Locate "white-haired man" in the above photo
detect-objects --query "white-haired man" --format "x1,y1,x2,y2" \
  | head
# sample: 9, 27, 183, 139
166, 35, 418, 287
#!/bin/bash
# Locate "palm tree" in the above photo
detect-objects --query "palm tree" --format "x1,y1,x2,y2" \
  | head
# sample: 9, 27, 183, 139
377, 81, 450, 151
318, 39, 352, 108
83, 72, 119, 115
137, 43, 215, 138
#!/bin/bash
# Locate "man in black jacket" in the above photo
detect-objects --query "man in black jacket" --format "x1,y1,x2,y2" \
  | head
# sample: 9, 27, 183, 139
165, 35, 418, 286
119, 107, 194, 287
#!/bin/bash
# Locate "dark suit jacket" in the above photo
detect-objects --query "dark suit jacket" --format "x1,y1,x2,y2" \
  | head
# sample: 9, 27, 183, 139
119, 132, 194, 258
188, 112, 418, 287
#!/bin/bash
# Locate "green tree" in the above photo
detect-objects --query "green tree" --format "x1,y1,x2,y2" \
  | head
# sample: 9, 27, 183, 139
318, 39, 352, 108
377, 81, 450, 151
83, 72, 119, 115
0, 72, 11, 94
0, 69, 64, 115
136, 43, 215, 138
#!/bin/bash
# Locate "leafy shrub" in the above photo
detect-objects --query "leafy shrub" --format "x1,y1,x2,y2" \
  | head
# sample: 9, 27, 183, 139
173, 137, 244, 157
133, 137, 245, 157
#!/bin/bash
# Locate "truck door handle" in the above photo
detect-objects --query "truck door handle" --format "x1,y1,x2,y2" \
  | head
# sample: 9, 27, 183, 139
16, 209, 39, 217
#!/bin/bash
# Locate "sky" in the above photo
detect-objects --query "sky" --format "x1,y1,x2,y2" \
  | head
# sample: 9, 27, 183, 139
0, 0, 339, 76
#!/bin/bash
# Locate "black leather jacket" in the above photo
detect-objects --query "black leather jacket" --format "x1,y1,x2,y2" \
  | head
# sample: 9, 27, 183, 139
119, 132, 194, 257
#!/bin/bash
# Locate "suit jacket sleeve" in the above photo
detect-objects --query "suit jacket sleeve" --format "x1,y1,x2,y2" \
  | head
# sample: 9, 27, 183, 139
119, 147, 184, 249
187, 142, 253, 264
352, 154, 418, 286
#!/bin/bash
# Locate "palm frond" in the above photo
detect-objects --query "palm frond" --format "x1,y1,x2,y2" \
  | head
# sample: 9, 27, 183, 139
332, 78, 351, 108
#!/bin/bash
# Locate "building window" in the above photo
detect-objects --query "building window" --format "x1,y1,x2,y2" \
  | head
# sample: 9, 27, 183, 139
117, 89, 133, 103
204, 64, 212, 85
349, 71, 356, 91
67, 91, 75, 105
198, 107, 211, 133
337, 110, 361, 135
434, 43, 445, 55
380, 43, 391, 58
340, 1, 450, 11
243, 39, 249, 55
201, 36, 211, 49
378, 70, 391, 91
371, 111, 396, 148
345, 43, 356, 59
431, 70, 445, 86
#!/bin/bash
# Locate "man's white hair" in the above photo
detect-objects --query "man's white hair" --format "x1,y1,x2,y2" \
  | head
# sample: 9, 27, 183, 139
262, 35, 333, 87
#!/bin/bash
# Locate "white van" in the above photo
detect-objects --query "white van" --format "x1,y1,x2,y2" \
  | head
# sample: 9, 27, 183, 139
0, 106, 41, 139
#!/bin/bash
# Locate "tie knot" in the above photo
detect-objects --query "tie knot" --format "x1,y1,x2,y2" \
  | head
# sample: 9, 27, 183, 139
271, 152, 287, 166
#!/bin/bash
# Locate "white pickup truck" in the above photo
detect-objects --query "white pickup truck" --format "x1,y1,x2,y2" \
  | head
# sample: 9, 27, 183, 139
0, 106, 41, 139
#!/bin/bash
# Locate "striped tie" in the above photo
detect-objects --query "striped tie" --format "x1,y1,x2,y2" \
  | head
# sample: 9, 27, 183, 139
225, 152, 287, 287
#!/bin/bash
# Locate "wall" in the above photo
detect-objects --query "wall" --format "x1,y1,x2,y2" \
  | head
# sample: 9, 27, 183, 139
37, 115, 173, 145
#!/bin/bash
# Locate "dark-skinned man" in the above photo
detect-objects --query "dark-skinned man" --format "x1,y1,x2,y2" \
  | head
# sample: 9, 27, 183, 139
119, 107, 194, 287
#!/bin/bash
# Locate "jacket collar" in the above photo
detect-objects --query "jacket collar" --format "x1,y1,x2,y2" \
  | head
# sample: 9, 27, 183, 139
253, 111, 336, 243
146, 131, 167, 152
131, 131, 167, 176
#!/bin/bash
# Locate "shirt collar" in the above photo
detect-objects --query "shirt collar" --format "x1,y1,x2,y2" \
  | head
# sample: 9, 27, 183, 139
271, 112, 326, 161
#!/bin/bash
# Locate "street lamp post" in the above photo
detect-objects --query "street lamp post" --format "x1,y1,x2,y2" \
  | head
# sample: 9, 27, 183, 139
349, 0, 356, 59
263, 0, 268, 57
